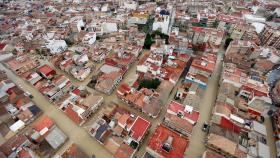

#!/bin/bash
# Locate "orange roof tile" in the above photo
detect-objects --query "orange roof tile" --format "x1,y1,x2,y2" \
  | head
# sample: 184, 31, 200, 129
33, 116, 54, 132
147, 124, 189, 158
118, 114, 130, 127
115, 143, 134, 158
64, 106, 83, 125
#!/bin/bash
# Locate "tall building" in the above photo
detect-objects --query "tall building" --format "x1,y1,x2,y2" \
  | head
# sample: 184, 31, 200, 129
260, 25, 280, 49
224, 40, 256, 70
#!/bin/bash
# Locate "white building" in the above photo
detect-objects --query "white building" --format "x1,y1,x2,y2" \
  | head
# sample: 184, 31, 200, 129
136, 65, 149, 73
73, 0, 81, 4
259, 47, 280, 64
83, 32, 96, 45
123, 1, 138, 10
77, 19, 85, 32
152, 9, 171, 34
101, 4, 109, 12
244, 14, 266, 23
73, 54, 89, 66
102, 22, 118, 33
45, 40, 67, 54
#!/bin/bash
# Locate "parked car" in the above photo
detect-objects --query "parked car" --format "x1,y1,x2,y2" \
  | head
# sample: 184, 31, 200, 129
202, 122, 210, 132
24, 91, 33, 98
267, 110, 274, 116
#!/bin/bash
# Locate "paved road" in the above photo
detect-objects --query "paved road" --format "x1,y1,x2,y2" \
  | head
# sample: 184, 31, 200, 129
185, 51, 223, 158
0, 63, 113, 158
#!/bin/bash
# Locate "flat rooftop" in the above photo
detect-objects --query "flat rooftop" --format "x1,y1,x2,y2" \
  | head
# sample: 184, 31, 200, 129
147, 124, 189, 158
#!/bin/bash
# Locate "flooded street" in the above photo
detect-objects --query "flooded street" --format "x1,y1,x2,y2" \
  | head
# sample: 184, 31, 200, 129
264, 116, 277, 158
0, 48, 222, 158
0, 51, 153, 158
0, 63, 113, 158
184, 51, 223, 158
1, 47, 277, 158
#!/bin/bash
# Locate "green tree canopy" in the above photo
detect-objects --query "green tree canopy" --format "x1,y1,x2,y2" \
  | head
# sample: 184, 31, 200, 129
143, 33, 154, 49
224, 37, 233, 49
138, 78, 161, 90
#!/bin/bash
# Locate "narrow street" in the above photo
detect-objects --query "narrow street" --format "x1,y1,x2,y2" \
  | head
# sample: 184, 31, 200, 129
185, 51, 223, 158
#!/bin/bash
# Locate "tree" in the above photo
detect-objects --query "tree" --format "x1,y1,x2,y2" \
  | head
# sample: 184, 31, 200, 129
140, 16, 154, 33
143, 33, 154, 49
151, 30, 169, 44
192, 47, 198, 52
141, 25, 149, 33
192, 23, 205, 27
212, 20, 219, 28
65, 38, 74, 46
224, 37, 233, 49
138, 78, 161, 90
266, 13, 276, 21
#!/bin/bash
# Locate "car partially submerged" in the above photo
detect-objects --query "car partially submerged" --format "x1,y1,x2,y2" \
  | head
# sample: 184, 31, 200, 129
202, 122, 210, 132
24, 91, 33, 98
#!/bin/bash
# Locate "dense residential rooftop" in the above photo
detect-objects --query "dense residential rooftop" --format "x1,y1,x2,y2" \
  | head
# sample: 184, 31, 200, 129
0, 0, 279, 158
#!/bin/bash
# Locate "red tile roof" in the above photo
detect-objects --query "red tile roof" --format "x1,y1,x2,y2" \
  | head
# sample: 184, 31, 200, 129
61, 143, 89, 158
192, 27, 204, 32
15, 97, 30, 108
0, 43, 6, 51
147, 124, 189, 158
220, 116, 241, 133
18, 148, 33, 158
115, 143, 134, 158
242, 82, 269, 97
203, 150, 224, 158
38, 64, 55, 76
105, 58, 118, 66
129, 116, 150, 142
117, 83, 131, 95
0, 134, 28, 156
46, 13, 54, 17
168, 101, 200, 123
72, 88, 81, 95
33, 116, 54, 132
178, 53, 190, 60
191, 54, 216, 73
6, 55, 38, 73
118, 113, 130, 127
164, 113, 194, 135
64, 106, 83, 125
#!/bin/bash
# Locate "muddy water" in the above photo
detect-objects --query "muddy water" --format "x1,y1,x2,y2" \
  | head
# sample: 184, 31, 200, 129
264, 117, 277, 158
